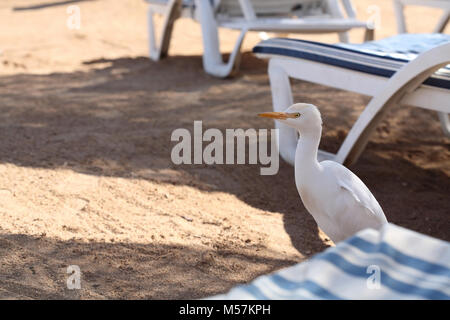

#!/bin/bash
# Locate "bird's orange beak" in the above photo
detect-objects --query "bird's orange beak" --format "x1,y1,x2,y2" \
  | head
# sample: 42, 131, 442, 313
258, 112, 298, 120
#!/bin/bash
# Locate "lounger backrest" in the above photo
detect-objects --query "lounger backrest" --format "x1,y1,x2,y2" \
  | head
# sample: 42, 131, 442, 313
216, 0, 328, 17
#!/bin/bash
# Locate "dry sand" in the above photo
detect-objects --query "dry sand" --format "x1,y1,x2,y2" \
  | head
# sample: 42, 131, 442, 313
0, 0, 449, 299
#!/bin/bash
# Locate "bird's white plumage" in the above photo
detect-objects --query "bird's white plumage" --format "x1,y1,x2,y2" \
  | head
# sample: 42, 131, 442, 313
260, 103, 388, 243
298, 160, 387, 243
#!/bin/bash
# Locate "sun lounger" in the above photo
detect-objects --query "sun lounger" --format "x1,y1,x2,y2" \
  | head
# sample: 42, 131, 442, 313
253, 33, 450, 166
145, 0, 373, 77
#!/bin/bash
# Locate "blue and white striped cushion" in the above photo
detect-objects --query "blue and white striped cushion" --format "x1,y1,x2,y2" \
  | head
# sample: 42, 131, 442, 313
253, 34, 450, 90
210, 224, 450, 300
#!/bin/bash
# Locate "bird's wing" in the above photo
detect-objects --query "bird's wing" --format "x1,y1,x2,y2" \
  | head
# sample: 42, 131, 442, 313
321, 161, 387, 227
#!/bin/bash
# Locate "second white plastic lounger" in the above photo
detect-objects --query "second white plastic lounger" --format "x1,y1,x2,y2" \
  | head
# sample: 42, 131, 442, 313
145, 0, 373, 77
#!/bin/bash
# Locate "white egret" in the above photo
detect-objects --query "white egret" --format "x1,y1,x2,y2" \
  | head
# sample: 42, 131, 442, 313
259, 103, 388, 243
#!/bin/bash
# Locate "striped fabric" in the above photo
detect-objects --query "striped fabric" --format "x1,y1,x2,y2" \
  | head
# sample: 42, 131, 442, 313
253, 34, 450, 89
210, 224, 450, 300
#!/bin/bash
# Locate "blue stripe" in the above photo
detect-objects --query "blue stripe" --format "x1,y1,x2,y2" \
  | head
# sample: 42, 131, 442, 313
239, 276, 342, 300
253, 46, 397, 78
266, 38, 412, 63
314, 251, 450, 300
238, 283, 270, 300
253, 42, 450, 89
347, 236, 450, 277
270, 275, 342, 300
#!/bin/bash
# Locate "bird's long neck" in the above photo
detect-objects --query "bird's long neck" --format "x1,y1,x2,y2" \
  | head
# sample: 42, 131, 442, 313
295, 126, 322, 177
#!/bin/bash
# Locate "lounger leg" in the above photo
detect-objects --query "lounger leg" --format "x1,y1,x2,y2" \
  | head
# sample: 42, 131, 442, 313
326, 0, 350, 43
393, 0, 407, 33
433, 10, 450, 33
196, 0, 247, 77
431, 11, 449, 135
268, 60, 297, 165
338, 32, 349, 43
438, 112, 450, 138
395, 1, 449, 34
147, 0, 182, 61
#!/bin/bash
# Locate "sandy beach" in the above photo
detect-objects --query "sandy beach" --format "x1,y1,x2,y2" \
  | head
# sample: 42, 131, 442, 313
0, 0, 449, 299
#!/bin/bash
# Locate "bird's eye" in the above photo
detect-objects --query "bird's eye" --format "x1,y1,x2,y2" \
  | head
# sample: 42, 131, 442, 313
295, 113, 301, 118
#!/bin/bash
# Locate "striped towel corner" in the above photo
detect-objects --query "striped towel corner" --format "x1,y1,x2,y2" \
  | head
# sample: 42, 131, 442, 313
209, 223, 450, 300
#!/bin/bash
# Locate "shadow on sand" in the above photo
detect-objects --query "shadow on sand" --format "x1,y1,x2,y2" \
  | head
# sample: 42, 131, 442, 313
0, 232, 300, 299
0, 53, 449, 298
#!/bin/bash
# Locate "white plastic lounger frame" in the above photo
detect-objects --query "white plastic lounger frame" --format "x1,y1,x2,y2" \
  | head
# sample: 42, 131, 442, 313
148, 0, 184, 61
265, 42, 450, 167
393, 0, 450, 141
393, 0, 450, 34
146, 0, 373, 77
